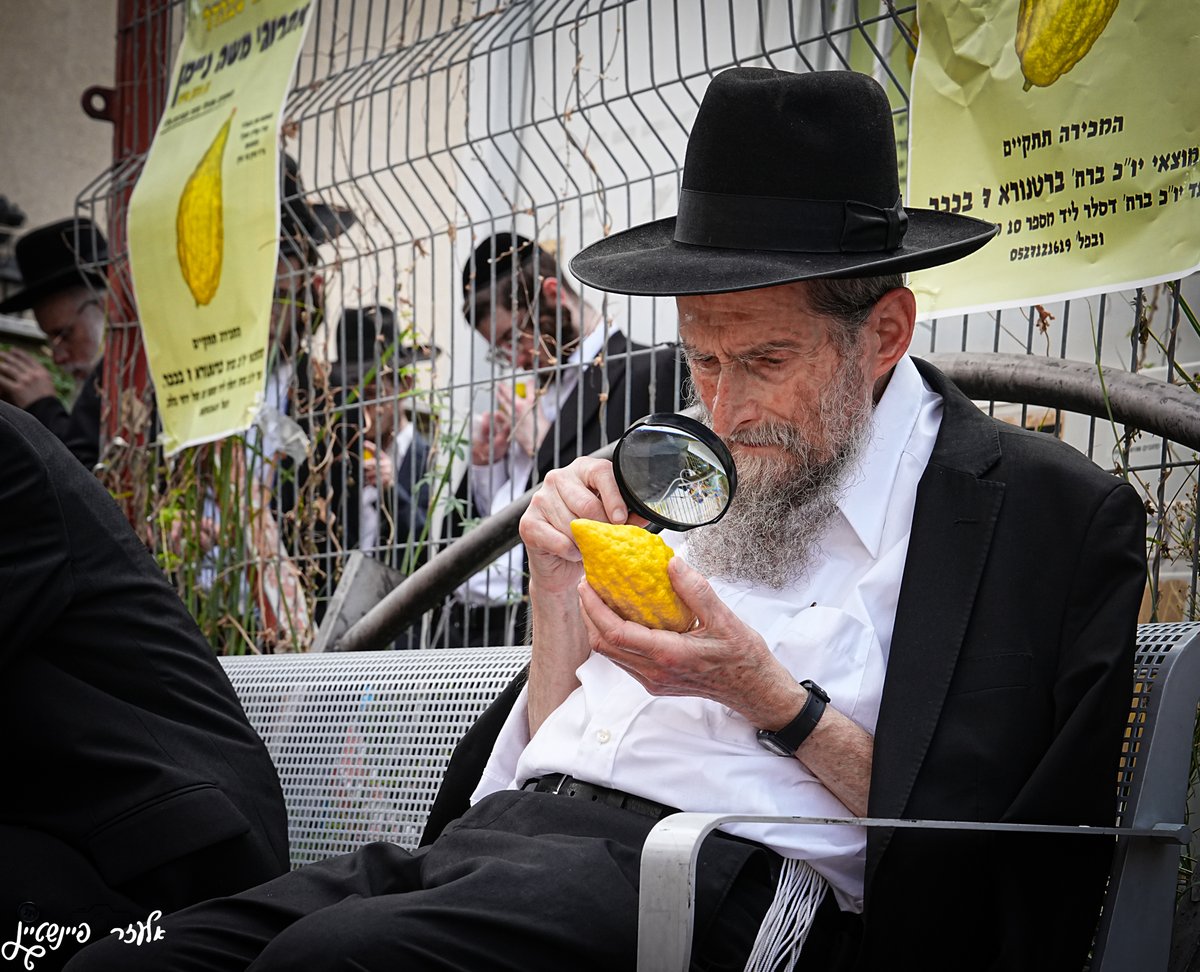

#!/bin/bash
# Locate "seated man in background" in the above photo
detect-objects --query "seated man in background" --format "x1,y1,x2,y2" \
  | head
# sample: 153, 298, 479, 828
0, 217, 108, 467
64, 68, 1144, 972
0, 401, 290, 972
441, 233, 686, 647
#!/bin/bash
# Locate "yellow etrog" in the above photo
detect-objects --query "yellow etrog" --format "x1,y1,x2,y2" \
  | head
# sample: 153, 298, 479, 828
570, 519, 695, 633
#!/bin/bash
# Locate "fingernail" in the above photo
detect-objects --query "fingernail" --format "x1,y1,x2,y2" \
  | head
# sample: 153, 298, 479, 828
614, 507, 626, 522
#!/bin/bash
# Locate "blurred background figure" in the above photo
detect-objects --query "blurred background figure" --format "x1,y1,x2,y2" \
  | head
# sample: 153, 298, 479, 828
330, 304, 436, 570
0, 217, 108, 466
440, 232, 685, 647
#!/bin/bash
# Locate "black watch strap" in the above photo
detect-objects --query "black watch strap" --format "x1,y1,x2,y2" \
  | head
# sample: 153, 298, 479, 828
756, 679, 831, 756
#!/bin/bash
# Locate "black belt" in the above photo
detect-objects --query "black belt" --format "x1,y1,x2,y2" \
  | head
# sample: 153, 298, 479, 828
521, 774, 681, 822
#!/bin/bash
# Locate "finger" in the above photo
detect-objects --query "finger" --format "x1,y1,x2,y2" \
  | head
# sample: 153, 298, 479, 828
494, 383, 514, 415
667, 557, 732, 632
577, 580, 660, 659
522, 460, 629, 562
569, 457, 629, 524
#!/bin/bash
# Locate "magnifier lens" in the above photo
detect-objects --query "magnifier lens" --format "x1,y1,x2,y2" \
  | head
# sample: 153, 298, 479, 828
613, 414, 736, 531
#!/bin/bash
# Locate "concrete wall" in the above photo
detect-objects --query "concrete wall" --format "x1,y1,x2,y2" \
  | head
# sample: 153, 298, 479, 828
0, 0, 116, 231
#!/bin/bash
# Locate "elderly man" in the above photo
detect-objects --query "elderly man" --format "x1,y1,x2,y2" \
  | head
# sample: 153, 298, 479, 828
0, 217, 108, 465
66, 68, 1144, 972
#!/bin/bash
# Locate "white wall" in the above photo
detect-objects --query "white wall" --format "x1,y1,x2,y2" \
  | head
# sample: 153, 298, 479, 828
0, 0, 116, 231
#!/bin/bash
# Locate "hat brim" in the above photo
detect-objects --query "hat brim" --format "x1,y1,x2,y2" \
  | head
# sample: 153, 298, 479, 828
333, 344, 441, 385
0, 267, 105, 313
569, 209, 1000, 297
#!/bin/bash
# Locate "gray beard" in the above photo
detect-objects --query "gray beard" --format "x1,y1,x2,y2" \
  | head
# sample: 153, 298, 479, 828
683, 362, 874, 589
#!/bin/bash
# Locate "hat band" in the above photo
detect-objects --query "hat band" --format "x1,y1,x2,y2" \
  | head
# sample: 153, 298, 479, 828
674, 189, 908, 254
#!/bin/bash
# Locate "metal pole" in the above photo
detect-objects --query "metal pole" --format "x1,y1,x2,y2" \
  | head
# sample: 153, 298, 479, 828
924, 353, 1200, 452
334, 440, 618, 652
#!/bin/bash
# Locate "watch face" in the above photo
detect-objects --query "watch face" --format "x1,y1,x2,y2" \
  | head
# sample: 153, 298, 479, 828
756, 731, 794, 757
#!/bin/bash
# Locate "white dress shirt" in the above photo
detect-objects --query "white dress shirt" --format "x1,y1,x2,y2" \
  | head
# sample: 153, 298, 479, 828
471, 355, 943, 912
457, 325, 612, 607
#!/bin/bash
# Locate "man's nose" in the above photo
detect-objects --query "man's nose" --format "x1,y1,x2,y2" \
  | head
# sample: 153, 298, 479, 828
50, 342, 70, 366
707, 369, 755, 437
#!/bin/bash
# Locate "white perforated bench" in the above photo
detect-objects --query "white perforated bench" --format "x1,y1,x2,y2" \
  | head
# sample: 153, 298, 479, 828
220, 622, 1200, 971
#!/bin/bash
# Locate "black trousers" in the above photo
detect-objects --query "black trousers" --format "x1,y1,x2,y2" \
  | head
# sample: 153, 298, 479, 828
63, 789, 779, 972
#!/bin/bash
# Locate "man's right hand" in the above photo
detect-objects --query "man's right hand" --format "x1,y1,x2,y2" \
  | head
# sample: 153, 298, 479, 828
519, 456, 639, 599
521, 456, 639, 735
0, 348, 57, 408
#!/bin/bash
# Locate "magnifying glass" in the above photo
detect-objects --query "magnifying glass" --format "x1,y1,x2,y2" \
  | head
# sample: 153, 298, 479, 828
612, 413, 737, 532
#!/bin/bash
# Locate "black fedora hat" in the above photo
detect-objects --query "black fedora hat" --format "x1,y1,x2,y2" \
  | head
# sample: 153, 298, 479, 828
0, 217, 109, 313
333, 305, 438, 384
280, 154, 357, 264
570, 68, 999, 296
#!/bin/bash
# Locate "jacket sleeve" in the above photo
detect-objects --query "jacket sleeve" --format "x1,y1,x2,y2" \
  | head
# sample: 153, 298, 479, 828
992, 480, 1146, 970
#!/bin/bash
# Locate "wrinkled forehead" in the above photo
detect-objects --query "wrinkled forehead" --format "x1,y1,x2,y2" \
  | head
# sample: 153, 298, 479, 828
675, 281, 832, 354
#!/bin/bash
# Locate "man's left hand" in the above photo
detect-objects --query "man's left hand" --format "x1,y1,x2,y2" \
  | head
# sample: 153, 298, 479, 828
0, 348, 57, 408
577, 555, 804, 730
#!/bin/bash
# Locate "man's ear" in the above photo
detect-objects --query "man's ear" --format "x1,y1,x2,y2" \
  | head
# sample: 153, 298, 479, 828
540, 275, 559, 306
865, 286, 916, 383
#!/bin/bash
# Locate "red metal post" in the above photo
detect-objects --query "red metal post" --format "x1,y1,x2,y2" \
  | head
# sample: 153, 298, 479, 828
100, 0, 173, 520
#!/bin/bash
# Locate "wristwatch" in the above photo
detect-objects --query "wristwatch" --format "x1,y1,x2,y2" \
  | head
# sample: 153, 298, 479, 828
756, 680, 830, 756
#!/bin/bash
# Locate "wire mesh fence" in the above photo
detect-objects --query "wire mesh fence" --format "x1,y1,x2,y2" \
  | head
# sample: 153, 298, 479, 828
64, 0, 1198, 654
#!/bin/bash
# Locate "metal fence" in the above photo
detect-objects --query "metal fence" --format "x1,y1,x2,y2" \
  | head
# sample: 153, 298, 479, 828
70, 0, 1197, 653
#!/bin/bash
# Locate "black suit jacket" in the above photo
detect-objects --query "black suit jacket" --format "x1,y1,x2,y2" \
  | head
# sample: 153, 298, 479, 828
423, 359, 1144, 970
25, 358, 104, 469
0, 403, 289, 913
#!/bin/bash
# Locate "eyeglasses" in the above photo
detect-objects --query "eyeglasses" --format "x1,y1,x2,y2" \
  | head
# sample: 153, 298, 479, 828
484, 317, 539, 367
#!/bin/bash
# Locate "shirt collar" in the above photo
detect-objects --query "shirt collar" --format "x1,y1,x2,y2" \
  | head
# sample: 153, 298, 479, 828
836, 354, 925, 559
567, 322, 609, 369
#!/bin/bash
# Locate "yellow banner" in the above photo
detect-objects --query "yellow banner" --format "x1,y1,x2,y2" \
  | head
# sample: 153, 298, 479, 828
907, 0, 1200, 319
127, 0, 313, 454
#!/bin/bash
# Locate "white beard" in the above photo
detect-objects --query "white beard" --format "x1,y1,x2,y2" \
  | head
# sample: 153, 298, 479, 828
684, 359, 874, 589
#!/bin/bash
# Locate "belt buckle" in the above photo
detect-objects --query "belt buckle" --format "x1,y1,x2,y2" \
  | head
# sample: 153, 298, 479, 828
552, 773, 569, 795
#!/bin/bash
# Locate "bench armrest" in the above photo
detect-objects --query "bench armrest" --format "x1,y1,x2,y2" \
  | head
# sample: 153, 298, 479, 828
636, 812, 1187, 972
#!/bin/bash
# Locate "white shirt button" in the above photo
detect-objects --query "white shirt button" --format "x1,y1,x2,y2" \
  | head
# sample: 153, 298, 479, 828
596, 728, 611, 744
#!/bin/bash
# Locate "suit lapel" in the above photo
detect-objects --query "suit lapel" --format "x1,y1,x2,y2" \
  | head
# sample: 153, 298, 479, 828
536, 330, 630, 476
864, 359, 1005, 895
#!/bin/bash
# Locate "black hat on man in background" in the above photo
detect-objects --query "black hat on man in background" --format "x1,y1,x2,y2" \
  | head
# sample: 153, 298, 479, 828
0, 217, 109, 313
333, 305, 438, 386
280, 154, 358, 265
570, 68, 999, 296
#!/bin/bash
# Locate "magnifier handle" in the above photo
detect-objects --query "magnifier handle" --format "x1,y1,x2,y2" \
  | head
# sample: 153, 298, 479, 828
644, 522, 664, 535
